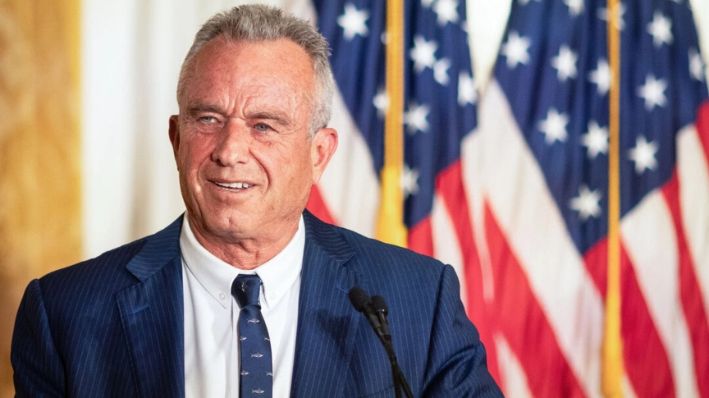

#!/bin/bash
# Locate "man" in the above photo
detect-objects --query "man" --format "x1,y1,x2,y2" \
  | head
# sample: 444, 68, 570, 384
12, 5, 502, 397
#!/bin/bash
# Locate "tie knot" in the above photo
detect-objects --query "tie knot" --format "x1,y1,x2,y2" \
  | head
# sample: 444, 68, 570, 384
232, 274, 262, 308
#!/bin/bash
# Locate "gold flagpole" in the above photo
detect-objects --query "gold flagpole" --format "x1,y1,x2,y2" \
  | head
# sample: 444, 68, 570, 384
376, 0, 408, 247
602, 0, 624, 396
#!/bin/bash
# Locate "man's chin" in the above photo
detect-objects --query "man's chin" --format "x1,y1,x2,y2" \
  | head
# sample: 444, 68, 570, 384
205, 218, 252, 238
188, 211, 248, 237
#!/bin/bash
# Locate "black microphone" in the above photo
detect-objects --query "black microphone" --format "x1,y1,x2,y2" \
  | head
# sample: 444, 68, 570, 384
348, 287, 386, 339
348, 287, 371, 313
370, 295, 390, 337
348, 288, 413, 398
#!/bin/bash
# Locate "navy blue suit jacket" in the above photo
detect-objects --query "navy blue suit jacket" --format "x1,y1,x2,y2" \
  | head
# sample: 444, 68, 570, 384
12, 212, 502, 397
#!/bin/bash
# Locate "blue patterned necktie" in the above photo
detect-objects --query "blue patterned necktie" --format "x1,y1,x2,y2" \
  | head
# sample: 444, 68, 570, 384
232, 274, 273, 397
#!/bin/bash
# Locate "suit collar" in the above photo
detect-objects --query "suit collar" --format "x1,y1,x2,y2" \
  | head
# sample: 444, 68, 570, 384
301, 210, 355, 268
125, 215, 184, 281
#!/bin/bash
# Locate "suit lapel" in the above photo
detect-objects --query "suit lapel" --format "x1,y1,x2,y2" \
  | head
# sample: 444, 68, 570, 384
116, 217, 185, 398
291, 212, 364, 398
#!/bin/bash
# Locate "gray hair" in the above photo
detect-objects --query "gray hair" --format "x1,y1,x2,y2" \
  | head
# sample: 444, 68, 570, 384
176, 4, 335, 132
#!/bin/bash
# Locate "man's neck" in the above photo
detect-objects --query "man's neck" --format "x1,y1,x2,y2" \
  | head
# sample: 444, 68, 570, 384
185, 215, 300, 270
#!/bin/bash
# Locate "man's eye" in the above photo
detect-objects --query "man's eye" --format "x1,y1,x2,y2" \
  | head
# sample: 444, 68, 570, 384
253, 123, 272, 133
197, 116, 220, 124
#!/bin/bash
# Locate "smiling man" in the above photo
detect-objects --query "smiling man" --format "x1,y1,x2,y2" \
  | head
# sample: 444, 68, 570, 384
170, 35, 336, 270
12, 5, 501, 398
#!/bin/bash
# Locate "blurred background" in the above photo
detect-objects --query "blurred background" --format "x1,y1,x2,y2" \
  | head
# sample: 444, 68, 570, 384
1, 0, 708, 396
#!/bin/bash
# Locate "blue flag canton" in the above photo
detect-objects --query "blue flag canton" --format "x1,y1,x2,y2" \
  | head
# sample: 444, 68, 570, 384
315, 0, 386, 174
403, 0, 477, 227
315, 0, 477, 229
619, 0, 708, 214
495, 0, 708, 253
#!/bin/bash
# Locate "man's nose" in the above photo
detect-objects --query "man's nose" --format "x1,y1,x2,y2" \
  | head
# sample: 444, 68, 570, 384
210, 120, 251, 166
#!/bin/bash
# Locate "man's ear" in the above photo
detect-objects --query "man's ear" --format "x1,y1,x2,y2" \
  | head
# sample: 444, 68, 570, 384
310, 127, 338, 183
169, 115, 180, 161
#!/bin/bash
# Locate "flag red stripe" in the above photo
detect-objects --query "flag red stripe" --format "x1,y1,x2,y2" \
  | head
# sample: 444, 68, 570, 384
583, 239, 608, 296
662, 171, 709, 398
483, 201, 585, 398
408, 217, 434, 257
307, 185, 337, 224
620, 244, 676, 398
697, 101, 709, 168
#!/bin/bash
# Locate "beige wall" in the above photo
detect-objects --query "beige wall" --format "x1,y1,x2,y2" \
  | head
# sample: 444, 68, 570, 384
0, 1, 82, 396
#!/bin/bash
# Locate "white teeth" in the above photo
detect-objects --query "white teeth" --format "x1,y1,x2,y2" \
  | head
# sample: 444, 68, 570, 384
215, 181, 251, 189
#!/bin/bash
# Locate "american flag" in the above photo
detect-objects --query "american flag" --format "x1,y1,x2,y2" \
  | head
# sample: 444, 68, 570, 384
304, 0, 709, 396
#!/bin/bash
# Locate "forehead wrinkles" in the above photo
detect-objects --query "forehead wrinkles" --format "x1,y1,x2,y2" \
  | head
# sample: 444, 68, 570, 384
179, 39, 318, 123
240, 84, 307, 123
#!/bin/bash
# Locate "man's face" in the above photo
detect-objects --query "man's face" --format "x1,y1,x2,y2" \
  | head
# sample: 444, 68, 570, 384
170, 36, 337, 253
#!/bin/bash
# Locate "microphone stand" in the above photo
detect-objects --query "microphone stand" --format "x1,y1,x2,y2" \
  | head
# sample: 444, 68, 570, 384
349, 288, 414, 398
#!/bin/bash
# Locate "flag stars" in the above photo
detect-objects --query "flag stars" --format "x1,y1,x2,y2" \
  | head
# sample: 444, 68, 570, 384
434, 58, 451, 85
434, 0, 459, 25
461, 20, 470, 35
538, 108, 569, 144
551, 45, 578, 81
647, 12, 673, 47
637, 74, 667, 110
570, 185, 602, 220
501, 31, 531, 68
401, 165, 420, 198
629, 136, 658, 174
589, 59, 611, 95
380, 32, 389, 45
404, 103, 431, 133
458, 72, 476, 106
410, 35, 438, 72
598, 4, 625, 30
338, 4, 369, 40
373, 89, 389, 118
582, 121, 609, 158
564, 0, 584, 16
689, 49, 706, 81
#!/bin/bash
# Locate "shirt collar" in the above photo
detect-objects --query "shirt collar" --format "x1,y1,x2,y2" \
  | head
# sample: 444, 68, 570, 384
179, 214, 304, 309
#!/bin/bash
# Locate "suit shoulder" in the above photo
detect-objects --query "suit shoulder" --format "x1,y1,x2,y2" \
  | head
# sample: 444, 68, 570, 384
38, 216, 183, 291
306, 214, 447, 280
38, 236, 148, 295
347, 227, 443, 265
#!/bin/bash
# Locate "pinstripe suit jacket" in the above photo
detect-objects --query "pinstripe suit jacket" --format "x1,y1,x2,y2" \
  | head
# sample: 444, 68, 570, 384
12, 212, 501, 397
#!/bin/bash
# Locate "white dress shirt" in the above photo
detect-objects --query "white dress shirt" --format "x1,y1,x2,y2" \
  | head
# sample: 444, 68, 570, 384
181, 215, 304, 398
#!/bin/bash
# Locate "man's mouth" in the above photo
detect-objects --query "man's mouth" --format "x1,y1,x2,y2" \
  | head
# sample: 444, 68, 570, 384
212, 181, 252, 190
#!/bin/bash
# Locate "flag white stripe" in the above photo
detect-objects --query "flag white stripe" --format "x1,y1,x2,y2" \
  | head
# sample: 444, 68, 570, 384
677, 125, 709, 316
461, 129, 496, 303
494, 334, 533, 398
622, 375, 639, 398
318, 89, 380, 237
431, 194, 468, 310
621, 192, 700, 398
